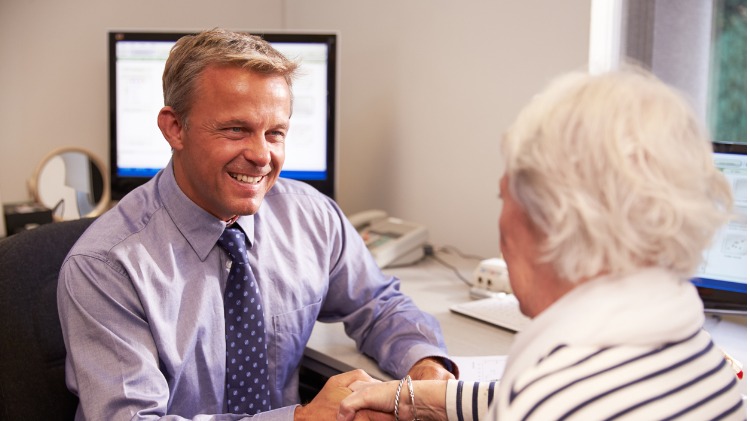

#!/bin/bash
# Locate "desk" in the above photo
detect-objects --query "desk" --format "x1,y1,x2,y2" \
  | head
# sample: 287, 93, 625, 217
303, 258, 747, 394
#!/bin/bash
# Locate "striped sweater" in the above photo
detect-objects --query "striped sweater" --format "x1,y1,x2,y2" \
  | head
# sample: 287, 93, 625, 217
446, 269, 745, 420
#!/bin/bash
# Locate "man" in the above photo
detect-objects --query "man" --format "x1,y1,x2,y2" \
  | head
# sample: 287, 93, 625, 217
58, 28, 454, 420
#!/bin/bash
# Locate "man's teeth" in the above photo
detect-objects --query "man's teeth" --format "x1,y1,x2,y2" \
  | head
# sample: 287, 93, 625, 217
231, 173, 263, 184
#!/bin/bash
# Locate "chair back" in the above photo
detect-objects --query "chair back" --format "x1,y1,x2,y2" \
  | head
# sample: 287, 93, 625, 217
0, 218, 95, 420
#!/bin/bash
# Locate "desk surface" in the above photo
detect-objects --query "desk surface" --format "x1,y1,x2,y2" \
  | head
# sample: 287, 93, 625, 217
303, 257, 747, 393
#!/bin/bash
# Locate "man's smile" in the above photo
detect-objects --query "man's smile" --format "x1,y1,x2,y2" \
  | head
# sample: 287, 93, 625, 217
229, 172, 264, 184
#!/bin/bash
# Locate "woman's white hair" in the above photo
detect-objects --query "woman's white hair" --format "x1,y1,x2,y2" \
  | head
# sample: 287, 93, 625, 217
501, 68, 734, 282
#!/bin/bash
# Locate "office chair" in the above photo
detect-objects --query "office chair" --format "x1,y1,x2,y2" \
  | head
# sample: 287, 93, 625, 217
0, 218, 95, 420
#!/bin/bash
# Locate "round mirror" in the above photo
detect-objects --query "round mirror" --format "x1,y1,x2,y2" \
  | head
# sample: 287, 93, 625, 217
28, 147, 111, 221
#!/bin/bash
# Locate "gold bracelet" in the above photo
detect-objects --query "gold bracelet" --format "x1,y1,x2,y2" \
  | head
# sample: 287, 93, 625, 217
406, 375, 420, 421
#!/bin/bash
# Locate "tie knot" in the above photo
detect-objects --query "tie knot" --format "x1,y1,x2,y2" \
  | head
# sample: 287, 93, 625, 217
217, 227, 248, 263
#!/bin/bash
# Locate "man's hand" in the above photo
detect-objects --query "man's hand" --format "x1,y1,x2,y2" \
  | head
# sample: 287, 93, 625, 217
407, 357, 456, 381
295, 370, 378, 421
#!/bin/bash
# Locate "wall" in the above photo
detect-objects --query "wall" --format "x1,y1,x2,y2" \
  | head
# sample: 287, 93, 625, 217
0, 0, 590, 257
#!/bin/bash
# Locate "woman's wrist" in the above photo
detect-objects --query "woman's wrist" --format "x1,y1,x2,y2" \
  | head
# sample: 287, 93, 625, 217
395, 379, 448, 421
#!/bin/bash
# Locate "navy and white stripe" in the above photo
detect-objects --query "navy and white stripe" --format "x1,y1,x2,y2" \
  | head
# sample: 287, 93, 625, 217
492, 329, 745, 420
447, 330, 744, 420
446, 270, 746, 421
448, 380, 500, 421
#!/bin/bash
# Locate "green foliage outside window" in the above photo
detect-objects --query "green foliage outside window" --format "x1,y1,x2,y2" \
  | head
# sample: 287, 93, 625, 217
709, 0, 747, 144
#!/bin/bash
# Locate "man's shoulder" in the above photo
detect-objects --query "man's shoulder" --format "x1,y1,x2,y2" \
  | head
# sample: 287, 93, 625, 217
266, 178, 336, 209
269, 178, 328, 197
261, 178, 346, 234
72, 208, 158, 257
70, 185, 166, 258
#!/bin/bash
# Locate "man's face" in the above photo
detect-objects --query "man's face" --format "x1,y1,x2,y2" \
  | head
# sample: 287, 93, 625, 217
162, 65, 291, 220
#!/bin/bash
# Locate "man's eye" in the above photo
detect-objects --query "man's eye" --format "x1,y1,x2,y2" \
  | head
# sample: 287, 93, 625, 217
222, 127, 245, 138
268, 130, 286, 141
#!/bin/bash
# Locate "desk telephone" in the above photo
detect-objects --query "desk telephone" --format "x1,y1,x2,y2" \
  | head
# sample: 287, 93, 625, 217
347, 209, 429, 268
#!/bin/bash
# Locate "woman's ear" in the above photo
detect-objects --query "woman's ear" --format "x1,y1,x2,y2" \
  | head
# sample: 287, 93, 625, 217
157, 106, 185, 151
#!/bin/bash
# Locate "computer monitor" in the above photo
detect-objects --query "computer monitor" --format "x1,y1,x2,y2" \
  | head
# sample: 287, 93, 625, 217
108, 31, 337, 200
691, 142, 747, 314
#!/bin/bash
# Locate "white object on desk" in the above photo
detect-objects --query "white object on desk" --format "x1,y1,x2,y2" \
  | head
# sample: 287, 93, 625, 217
450, 294, 532, 332
451, 355, 507, 382
472, 257, 511, 293
703, 314, 747, 394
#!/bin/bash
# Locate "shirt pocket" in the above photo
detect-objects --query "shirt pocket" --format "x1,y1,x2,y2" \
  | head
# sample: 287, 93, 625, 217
271, 298, 323, 387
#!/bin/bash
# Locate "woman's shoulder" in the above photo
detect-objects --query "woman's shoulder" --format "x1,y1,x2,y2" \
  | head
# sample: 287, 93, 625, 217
501, 334, 744, 420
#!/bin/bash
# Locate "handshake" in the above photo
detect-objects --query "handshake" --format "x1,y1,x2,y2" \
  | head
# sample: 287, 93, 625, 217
296, 359, 454, 421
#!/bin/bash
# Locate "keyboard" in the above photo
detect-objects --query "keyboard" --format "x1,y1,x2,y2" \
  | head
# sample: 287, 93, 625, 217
450, 295, 532, 332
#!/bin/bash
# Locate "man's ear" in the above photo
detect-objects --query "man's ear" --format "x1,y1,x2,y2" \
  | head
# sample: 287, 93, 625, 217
157, 106, 185, 151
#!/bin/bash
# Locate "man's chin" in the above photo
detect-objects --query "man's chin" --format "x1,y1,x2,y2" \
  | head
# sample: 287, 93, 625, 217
232, 197, 264, 216
226, 181, 274, 216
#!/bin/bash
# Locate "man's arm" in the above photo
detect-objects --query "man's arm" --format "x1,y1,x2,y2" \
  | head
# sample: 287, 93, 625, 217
59, 253, 174, 419
319, 202, 457, 380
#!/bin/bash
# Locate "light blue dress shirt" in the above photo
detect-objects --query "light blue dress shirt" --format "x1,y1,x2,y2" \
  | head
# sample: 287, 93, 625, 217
58, 161, 449, 420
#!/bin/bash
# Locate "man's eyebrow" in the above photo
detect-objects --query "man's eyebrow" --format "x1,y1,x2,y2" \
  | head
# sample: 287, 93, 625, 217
218, 118, 249, 126
211, 118, 290, 131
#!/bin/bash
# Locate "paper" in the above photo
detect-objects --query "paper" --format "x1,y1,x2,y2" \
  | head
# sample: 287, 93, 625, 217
452, 355, 508, 382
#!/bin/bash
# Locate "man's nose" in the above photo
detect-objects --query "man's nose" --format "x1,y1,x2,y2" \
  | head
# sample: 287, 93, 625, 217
242, 134, 271, 167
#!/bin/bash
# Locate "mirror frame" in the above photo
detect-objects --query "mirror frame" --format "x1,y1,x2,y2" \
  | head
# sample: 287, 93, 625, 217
28, 146, 112, 221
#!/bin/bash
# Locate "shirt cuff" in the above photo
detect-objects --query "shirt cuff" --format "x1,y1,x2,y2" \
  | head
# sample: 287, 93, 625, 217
439, 357, 460, 378
248, 404, 298, 421
445, 380, 461, 421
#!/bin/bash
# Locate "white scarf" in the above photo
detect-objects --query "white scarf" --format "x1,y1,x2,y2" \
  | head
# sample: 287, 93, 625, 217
497, 267, 705, 406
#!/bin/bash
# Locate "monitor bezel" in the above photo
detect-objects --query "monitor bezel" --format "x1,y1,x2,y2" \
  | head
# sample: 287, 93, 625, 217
691, 142, 747, 314
107, 30, 337, 200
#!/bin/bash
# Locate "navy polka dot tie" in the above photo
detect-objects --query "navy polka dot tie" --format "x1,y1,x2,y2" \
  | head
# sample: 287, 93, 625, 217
217, 227, 271, 414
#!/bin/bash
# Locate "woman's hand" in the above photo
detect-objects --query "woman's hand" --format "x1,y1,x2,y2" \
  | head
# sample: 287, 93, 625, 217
337, 380, 399, 421
338, 379, 449, 421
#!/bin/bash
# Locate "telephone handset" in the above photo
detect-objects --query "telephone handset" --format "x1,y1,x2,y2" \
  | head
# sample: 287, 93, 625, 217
347, 209, 429, 268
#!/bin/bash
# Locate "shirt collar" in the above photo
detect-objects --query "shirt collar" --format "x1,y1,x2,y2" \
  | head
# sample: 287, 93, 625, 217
233, 216, 255, 245
157, 160, 256, 261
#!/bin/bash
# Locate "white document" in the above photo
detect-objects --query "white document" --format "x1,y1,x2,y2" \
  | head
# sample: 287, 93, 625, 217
452, 355, 508, 382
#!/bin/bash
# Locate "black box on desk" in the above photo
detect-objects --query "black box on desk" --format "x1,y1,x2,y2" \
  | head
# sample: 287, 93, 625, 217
3, 202, 53, 235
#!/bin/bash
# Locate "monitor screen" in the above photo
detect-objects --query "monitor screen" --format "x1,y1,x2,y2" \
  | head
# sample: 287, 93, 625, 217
691, 142, 747, 313
108, 31, 337, 199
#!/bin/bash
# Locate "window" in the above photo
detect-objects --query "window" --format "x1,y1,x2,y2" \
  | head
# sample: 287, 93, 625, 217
614, 0, 747, 144
708, 0, 747, 144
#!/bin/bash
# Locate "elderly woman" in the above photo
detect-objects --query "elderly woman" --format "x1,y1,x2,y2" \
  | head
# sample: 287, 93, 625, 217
337, 69, 746, 421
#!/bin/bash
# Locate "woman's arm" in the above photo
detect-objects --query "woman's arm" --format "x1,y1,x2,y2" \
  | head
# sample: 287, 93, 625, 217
338, 379, 449, 421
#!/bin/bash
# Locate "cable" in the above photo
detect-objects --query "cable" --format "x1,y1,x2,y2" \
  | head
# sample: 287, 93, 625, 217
423, 244, 475, 286
437, 245, 485, 261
